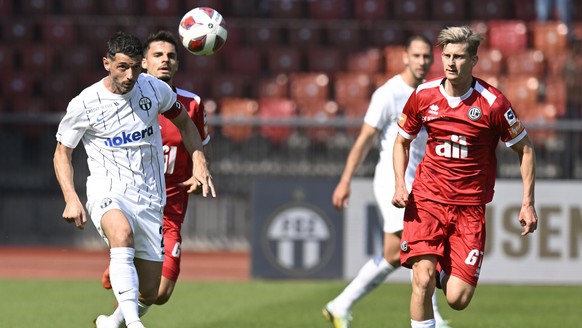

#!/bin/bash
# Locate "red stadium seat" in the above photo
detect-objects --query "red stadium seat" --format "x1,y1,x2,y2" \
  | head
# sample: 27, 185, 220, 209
288, 73, 330, 106
513, 0, 536, 21
544, 78, 567, 117
430, 0, 467, 21
219, 97, 258, 144
470, 0, 511, 20
255, 74, 290, 99
59, 45, 98, 71
78, 22, 117, 45
11, 97, 48, 115
473, 47, 504, 77
373, 73, 391, 89
341, 98, 370, 137
288, 22, 324, 47
326, 21, 362, 47
42, 73, 76, 99
306, 47, 345, 74
506, 49, 546, 79
0, 0, 13, 16
3, 71, 36, 98
333, 72, 373, 108
488, 20, 529, 57
182, 51, 223, 74
223, 46, 262, 75
392, 0, 428, 20
60, 0, 98, 15
383, 45, 406, 76
368, 22, 408, 47
20, 0, 54, 15
406, 21, 446, 45
469, 21, 490, 48
499, 76, 540, 111
268, 0, 305, 18
245, 21, 284, 46
546, 51, 568, 77
210, 74, 247, 99
257, 97, 297, 144
144, 0, 181, 16
297, 99, 339, 144
2, 20, 35, 43
531, 21, 569, 56
41, 18, 75, 45
520, 103, 558, 147
266, 47, 303, 74
17, 44, 55, 72
308, 0, 349, 20
354, 0, 388, 20
100, 0, 139, 15
173, 73, 209, 98
346, 48, 384, 74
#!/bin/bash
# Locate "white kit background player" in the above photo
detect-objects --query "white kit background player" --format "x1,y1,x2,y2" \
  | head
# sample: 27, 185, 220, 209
53, 31, 215, 328
323, 35, 451, 328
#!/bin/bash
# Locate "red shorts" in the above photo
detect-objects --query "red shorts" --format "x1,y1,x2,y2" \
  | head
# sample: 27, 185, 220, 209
162, 216, 183, 282
400, 195, 486, 287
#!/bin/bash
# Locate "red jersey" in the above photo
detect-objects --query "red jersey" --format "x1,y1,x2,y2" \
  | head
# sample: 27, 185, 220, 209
397, 77, 527, 205
159, 87, 210, 221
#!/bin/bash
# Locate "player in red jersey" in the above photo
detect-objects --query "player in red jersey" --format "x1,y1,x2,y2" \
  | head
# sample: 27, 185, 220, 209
100, 30, 211, 323
392, 26, 538, 328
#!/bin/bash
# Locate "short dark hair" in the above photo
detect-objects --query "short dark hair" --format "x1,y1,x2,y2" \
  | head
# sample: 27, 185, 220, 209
405, 35, 433, 50
143, 30, 179, 56
106, 31, 143, 59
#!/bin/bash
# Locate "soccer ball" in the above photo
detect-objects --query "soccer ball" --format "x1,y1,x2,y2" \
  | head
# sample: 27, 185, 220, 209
178, 7, 228, 56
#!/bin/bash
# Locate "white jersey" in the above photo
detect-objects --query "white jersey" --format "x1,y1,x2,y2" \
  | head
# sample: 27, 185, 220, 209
364, 74, 427, 189
56, 73, 177, 208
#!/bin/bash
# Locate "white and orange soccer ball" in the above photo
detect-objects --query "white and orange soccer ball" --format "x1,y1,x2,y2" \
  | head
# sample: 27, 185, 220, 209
178, 7, 228, 56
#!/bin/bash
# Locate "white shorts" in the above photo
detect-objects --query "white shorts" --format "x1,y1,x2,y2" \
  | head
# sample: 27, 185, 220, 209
87, 188, 164, 262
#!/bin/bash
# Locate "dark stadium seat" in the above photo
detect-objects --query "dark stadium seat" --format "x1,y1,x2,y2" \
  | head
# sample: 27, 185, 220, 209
333, 72, 373, 108
209, 74, 247, 99
173, 73, 209, 98
255, 74, 290, 99
305, 47, 345, 74
296, 99, 339, 144
100, 0, 139, 15
223, 46, 262, 75
430, 0, 467, 21
17, 44, 55, 72
0, 0, 13, 16
20, 0, 55, 15
354, 0, 388, 20
287, 22, 324, 47
267, 0, 305, 18
219, 97, 259, 144
3, 71, 36, 98
346, 48, 384, 75
326, 20, 363, 47
0, 45, 15, 68
470, 0, 511, 20
513, 0, 537, 21
41, 18, 75, 45
2, 20, 36, 44
144, 0, 181, 16
245, 21, 284, 46
531, 21, 569, 56
383, 45, 406, 76
506, 49, 546, 79
266, 47, 303, 74
288, 73, 330, 106
308, 0, 349, 20
182, 51, 223, 74
488, 20, 529, 57
473, 47, 504, 77
368, 22, 409, 47
42, 73, 76, 99
257, 98, 297, 144
78, 22, 117, 45
392, 0, 428, 20
11, 98, 48, 115
60, 0, 98, 15
59, 45, 99, 71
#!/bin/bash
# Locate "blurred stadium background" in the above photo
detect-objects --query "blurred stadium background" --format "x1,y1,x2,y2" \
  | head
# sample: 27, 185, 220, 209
0, 0, 581, 259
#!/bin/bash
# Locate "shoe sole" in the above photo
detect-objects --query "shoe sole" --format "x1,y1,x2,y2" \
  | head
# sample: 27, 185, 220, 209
322, 307, 335, 326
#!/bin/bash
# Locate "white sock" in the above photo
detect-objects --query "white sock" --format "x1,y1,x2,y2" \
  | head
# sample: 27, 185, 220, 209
411, 318, 436, 328
109, 247, 140, 326
331, 255, 395, 316
127, 321, 145, 328
432, 290, 444, 323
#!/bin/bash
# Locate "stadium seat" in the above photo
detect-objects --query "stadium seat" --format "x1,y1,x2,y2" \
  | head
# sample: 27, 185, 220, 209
373, 73, 391, 89
42, 73, 76, 99
477, 74, 501, 88
78, 21, 117, 45
341, 98, 370, 137
368, 22, 409, 47
11, 97, 48, 115
41, 18, 75, 45
499, 76, 540, 111
266, 47, 303, 74
346, 48, 384, 74
59, 45, 98, 71
546, 51, 568, 77
473, 47, 504, 77
3, 71, 36, 98
245, 21, 284, 46
333, 72, 373, 108
308, 0, 349, 20
520, 103, 559, 148
257, 97, 297, 144
144, 0, 181, 16
219, 97, 258, 144
266, 0, 305, 18
383, 45, 405, 76
296, 99, 339, 144
543, 78, 567, 117
2, 20, 35, 44
354, 0, 388, 20
288, 73, 330, 106
173, 73, 209, 98
223, 46, 262, 75
469, 21, 490, 48
505, 49, 546, 79
100, 0, 139, 15
60, 0, 98, 15
488, 20, 529, 57
391, 0, 428, 20
430, 0, 467, 21
513, 0, 536, 21
305, 47, 345, 74
20, 0, 55, 15
0, 0, 13, 16
531, 21, 569, 56
287, 21, 324, 47
0, 45, 15, 69
210, 74, 247, 99
17, 44, 55, 72
406, 21, 445, 46
182, 51, 223, 74
255, 74, 290, 99
326, 20, 362, 47
470, 0, 511, 20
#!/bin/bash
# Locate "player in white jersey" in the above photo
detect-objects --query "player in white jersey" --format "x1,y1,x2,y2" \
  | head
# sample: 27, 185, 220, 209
53, 31, 216, 328
323, 35, 451, 328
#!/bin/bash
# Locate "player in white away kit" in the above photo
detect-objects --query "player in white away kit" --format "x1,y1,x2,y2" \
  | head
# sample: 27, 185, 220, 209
53, 31, 215, 328
323, 36, 451, 328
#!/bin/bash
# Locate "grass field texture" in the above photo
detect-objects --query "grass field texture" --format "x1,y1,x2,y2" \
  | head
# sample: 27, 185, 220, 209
1, 280, 580, 327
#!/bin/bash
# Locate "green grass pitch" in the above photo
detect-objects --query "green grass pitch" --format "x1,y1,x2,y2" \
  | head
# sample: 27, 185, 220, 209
0, 279, 580, 327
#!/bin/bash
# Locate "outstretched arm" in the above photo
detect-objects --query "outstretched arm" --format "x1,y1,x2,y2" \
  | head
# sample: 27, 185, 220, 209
510, 135, 538, 236
53, 142, 87, 229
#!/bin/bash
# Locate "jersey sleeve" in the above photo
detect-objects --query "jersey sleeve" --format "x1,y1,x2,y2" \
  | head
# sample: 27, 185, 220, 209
154, 77, 178, 115
491, 97, 527, 147
55, 97, 89, 148
397, 89, 422, 140
363, 87, 391, 129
